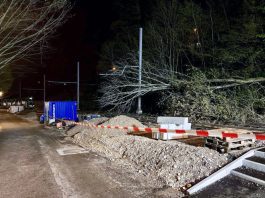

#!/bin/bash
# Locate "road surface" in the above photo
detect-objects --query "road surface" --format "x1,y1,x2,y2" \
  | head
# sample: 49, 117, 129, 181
191, 175, 265, 198
0, 112, 167, 198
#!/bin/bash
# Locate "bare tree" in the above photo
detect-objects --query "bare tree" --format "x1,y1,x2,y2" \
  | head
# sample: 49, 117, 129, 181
99, 56, 171, 112
0, 0, 71, 71
100, 56, 265, 125
99, 1, 265, 124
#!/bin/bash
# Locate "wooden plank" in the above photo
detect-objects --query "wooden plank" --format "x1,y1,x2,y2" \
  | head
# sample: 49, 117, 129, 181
205, 136, 255, 153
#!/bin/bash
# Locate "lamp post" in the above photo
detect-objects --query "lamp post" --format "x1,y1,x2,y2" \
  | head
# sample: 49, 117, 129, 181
43, 74, 46, 119
136, 27, 143, 114
0, 91, 3, 106
77, 61, 80, 110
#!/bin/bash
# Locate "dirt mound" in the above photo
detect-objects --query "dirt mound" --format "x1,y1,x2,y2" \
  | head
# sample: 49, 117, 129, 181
103, 136, 228, 188
103, 115, 145, 127
66, 117, 109, 137
66, 125, 84, 137
69, 115, 228, 191
73, 131, 227, 189
86, 117, 109, 125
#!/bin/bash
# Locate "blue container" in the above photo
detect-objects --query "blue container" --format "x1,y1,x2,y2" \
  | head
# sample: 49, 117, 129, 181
48, 101, 78, 121
40, 114, 45, 123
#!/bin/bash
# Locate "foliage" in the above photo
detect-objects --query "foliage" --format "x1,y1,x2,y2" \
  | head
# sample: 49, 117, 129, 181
165, 68, 265, 124
0, 0, 71, 94
99, 0, 265, 124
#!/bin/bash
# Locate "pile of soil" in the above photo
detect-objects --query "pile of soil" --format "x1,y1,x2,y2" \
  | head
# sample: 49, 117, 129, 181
86, 117, 109, 125
102, 115, 145, 127
66, 115, 229, 191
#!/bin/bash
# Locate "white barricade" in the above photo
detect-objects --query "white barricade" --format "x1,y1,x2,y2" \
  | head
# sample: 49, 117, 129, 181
9, 105, 24, 113
153, 117, 192, 140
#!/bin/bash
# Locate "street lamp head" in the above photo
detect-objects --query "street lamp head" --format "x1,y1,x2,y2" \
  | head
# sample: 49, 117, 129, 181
112, 66, 117, 71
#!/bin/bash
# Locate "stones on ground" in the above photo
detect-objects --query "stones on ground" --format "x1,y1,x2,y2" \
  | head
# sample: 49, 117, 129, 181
103, 115, 146, 127
85, 117, 109, 125
66, 125, 83, 137
66, 117, 109, 137
67, 115, 229, 190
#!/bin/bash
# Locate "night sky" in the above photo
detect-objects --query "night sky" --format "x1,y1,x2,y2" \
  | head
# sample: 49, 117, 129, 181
15, 0, 114, 101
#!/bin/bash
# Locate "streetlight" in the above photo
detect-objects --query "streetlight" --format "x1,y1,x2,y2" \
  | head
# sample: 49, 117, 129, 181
137, 27, 143, 115
100, 65, 139, 76
0, 91, 3, 107
112, 66, 117, 71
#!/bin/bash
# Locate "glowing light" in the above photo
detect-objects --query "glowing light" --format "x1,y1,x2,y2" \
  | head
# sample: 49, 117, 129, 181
112, 66, 117, 71
0, 91, 3, 97
193, 28, 198, 33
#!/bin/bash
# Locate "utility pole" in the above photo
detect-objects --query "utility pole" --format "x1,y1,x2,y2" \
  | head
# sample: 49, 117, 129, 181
43, 74, 46, 115
77, 61, 80, 110
19, 80, 22, 100
136, 28, 143, 114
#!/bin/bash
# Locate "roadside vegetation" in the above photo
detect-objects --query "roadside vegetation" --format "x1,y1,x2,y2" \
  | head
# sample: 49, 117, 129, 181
0, 0, 71, 93
99, 0, 265, 125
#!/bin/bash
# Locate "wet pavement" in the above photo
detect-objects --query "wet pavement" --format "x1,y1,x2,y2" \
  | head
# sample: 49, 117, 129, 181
191, 175, 265, 198
0, 112, 135, 198
5, 111, 263, 198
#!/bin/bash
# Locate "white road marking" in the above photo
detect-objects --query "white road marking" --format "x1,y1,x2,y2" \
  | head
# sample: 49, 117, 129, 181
37, 139, 80, 198
56, 145, 90, 156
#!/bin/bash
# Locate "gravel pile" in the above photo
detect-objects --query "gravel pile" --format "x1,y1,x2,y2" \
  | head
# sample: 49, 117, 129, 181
103, 135, 228, 188
254, 141, 265, 148
102, 115, 145, 127
85, 117, 109, 125
66, 117, 109, 137
68, 115, 229, 190
66, 125, 87, 137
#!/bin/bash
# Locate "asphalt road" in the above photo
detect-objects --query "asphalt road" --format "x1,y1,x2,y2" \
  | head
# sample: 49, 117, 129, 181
192, 175, 265, 198
3, 111, 265, 198
0, 112, 139, 198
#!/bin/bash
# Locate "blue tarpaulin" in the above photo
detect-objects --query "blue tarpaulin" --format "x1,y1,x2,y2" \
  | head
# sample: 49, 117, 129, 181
48, 101, 77, 121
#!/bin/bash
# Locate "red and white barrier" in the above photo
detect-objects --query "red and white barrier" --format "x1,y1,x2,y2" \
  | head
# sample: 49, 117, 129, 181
66, 121, 265, 141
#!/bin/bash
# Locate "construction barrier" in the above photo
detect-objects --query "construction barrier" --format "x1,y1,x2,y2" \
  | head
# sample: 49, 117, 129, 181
65, 121, 265, 141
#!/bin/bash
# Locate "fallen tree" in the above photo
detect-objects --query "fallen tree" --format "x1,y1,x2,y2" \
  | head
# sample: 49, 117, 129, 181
99, 1, 265, 124
99, 56, 265, 124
